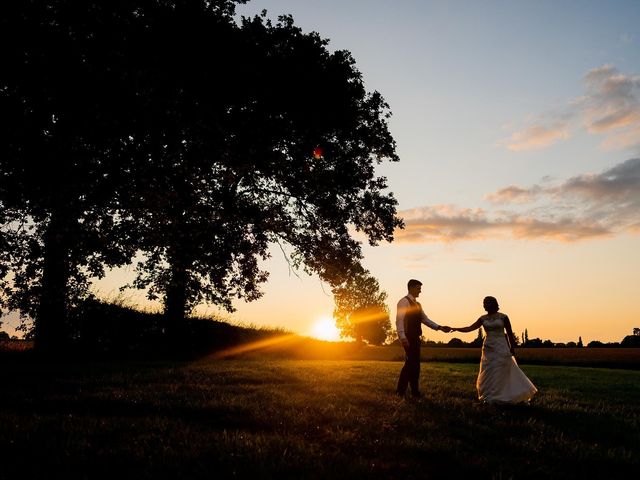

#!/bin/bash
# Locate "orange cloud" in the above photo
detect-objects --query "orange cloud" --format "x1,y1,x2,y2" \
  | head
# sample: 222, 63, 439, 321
505, 123, 570, 151
503, 65, 640, 151
395, 206, 610, 243
485, 185, 542, 204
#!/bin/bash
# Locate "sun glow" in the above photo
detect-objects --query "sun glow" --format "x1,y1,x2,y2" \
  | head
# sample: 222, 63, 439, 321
310, 316, 341, 342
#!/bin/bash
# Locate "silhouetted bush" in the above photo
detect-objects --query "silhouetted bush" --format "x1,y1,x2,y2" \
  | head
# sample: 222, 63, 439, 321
67, 298, 287, 359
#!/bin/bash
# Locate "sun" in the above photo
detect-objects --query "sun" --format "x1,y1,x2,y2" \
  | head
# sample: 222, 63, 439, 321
310, 316, 341, 342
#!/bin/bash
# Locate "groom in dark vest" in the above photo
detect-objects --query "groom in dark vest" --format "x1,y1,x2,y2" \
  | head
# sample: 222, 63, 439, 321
396, 279, 451, 398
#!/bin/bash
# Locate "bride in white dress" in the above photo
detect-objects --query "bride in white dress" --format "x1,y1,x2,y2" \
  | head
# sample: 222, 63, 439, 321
452, 296, 537, 404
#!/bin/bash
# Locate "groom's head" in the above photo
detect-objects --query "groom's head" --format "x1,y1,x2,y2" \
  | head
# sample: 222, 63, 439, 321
407, 279, 422, 297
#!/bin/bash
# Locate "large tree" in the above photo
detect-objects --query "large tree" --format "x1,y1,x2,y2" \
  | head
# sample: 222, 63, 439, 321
0, 1, 249, 352
1, 1, 402, 352
0, 1, 146, 352
124, 11, 403, 330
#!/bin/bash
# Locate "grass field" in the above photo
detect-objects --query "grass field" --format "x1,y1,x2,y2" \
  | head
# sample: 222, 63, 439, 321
1, 357, 638, 479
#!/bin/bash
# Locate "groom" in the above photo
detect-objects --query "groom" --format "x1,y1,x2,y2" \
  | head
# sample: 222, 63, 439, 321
396, 279, 451, 398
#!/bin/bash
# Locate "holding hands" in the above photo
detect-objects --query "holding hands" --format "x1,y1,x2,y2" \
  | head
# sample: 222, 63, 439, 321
439, 325, 453, 333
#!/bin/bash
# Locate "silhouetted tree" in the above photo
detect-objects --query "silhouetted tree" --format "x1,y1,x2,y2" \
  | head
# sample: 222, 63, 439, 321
527, 338, 543, 347
124, 11, 402, 333
0, 1, 157, 353
621, 334, 640, 347
578, 336, 584, 348
334, 272, 392, 345
1, 1, 401, 353
469, 328, 484, 347
113, 1, 267, 337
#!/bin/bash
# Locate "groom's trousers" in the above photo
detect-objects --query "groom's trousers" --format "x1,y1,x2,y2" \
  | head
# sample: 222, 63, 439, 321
397, 337, 421, 395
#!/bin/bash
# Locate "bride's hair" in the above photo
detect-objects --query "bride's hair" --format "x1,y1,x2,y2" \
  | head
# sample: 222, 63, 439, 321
483, 296, 499, 312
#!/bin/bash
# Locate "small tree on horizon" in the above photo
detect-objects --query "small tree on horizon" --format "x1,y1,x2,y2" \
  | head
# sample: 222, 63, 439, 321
333, 272, 392, 345
469, 328, 484, 347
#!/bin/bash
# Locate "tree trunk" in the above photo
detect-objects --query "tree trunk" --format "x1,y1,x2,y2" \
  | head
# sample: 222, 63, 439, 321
165, 249, 189, 345
35, 210, 71, 354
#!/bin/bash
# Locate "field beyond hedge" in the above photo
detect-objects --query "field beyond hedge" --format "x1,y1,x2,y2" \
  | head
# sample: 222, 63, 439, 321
3, 338, 640, 369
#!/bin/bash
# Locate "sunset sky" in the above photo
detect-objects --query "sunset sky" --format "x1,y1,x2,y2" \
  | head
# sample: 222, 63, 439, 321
227, 0, 640, 343
5, 0, 639, 343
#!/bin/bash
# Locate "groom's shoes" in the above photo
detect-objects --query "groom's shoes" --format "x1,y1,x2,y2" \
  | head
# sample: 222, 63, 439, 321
411, 391, 423, 399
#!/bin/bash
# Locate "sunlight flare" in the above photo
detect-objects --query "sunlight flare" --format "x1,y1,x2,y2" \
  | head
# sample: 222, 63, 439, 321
310, 316, 341, 342
210, 334, 300, 359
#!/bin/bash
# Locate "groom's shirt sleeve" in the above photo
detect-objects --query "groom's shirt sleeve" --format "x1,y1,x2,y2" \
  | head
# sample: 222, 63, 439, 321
396, 298, 408, 342
420, 308, 440, 331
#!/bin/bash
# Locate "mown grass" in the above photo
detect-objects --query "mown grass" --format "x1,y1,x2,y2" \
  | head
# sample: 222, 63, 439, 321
1, 358, 638, 479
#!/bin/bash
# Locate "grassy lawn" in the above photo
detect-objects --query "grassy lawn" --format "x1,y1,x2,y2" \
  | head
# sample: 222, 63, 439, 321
1, 358, 638, 479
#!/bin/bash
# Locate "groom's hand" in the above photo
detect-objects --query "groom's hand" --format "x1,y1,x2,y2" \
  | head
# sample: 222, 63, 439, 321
440, 326, 452, 333
401, 338, 410, 348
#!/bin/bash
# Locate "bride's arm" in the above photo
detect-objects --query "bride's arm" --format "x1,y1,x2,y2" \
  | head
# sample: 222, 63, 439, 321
452, 318, 483, 333
503, 315, 517, 354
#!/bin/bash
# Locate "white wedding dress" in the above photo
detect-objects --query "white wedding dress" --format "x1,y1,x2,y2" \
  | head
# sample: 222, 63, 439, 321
476, 313, 537, 404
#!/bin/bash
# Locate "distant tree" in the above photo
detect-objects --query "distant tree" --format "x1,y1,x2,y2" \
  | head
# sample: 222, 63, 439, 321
527, 338, 543, 348
333, 272, 392, 345
555, 342, 567, 348
542, 339, 554, 347
524, 329, 529, 344
0, 331, 10, 341
621, 335, 640, 347
578, 336, 584, 348
469, 328, 484, 347
447, 337, 465, 347
633, 327, 640, 336
566, 341, 577, 348
587, 340, 604, 348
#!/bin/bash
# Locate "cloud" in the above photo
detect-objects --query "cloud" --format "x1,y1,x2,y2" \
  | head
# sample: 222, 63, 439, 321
396, 206, 611, 243
485, 185, 543, 204
503, 65, 640, 151
396, 158, 640, 244
464, 256, 492, 264
505, 123, 570, 151
561, 157, 640, 200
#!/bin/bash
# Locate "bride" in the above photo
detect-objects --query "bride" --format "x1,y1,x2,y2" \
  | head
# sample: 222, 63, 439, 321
452, 296, 537, 404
